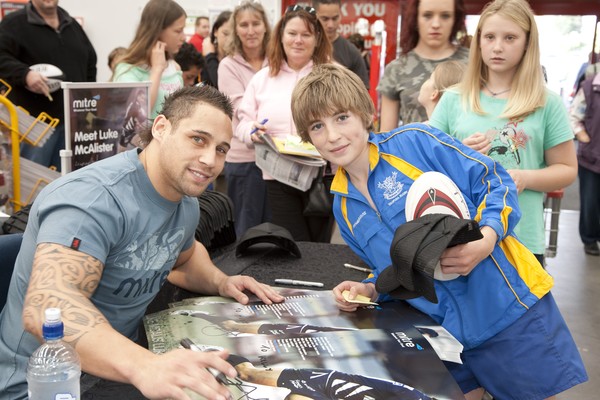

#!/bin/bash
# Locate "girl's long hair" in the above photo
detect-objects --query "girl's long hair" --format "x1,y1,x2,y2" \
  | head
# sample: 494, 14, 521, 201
460, 0, 546, 119
120, 0, 185, 66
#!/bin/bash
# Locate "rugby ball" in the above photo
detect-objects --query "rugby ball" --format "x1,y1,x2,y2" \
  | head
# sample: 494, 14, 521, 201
405, 171, 471, 281
29, 63, 65, 93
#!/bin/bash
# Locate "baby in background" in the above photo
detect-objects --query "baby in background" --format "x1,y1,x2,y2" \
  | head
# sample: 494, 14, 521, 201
418, 60, 466, 120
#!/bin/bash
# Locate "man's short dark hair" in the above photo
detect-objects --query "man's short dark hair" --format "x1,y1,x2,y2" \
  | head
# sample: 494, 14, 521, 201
139, 85, 232, 145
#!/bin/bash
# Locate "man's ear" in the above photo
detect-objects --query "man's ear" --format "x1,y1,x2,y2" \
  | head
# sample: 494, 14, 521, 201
151, 115, 171, 141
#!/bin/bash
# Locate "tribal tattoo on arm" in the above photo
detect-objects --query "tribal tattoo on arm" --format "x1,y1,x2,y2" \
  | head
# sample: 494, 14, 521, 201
23, 243, 108, 347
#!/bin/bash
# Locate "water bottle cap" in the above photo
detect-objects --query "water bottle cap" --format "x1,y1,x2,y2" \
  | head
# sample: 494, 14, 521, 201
42, 308, 64, 340
45, 308, 61, 324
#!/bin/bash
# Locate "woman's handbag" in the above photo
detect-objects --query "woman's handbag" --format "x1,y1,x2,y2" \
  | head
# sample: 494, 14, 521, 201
303, 166, 333, 217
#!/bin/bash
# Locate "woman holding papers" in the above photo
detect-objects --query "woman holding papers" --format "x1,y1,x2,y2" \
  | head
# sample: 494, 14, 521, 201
235, 5, 333, 242
218, 1, 271, 238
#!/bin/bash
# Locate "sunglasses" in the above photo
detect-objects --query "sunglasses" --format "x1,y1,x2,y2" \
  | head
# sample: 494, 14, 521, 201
286, 4, 316, 15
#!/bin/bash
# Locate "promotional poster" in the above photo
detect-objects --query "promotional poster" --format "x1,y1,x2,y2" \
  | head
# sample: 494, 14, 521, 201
144, 288, 464, 400
62, 82, 150, 171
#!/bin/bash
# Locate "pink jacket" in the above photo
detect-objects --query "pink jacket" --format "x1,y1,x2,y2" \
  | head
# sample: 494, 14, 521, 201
218, 53, 268, 163
235, 61, 314, 177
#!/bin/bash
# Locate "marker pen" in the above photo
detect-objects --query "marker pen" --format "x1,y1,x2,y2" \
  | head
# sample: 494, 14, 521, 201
274, 279, 324, 288
343, 263, 372, 273
180, 338, 228, 384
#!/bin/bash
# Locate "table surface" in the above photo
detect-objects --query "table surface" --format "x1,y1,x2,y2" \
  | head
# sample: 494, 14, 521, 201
82, 241, 464, 399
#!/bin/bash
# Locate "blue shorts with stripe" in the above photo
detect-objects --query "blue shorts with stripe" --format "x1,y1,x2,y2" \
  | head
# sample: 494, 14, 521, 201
445, 292, 588, 399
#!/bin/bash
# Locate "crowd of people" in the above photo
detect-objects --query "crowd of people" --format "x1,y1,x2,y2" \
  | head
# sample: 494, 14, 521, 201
0, 0, 595, 399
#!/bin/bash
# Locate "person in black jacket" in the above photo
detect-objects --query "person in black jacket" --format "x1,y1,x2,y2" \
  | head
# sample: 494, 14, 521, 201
200, 10, 232, 89
0, 0, 97, 171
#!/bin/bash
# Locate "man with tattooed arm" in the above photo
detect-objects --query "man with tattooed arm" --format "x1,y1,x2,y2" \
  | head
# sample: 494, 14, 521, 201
0, 85, 284, 400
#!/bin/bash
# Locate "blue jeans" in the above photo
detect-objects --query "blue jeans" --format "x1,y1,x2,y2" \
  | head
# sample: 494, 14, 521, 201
19, 124, 65, 172
578, 164, 600, 244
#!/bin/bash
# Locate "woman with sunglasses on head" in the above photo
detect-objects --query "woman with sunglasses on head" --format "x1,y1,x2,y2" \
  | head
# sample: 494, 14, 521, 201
377, 0, 469, 130
236, 5, 333, 242
218, 1, 272, 238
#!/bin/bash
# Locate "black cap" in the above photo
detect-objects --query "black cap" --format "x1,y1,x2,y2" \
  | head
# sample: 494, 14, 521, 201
376, 214, 483, 303
235, 223, 301, 258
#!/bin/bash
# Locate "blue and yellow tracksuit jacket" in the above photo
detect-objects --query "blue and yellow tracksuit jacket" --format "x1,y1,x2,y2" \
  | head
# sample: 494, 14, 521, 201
331, 123, 553, 350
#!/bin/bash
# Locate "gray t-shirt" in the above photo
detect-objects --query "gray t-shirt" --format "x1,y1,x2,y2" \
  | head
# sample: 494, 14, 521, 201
332, 36, 370, 89
377, 46, 469, 125
0, 149, 198, 398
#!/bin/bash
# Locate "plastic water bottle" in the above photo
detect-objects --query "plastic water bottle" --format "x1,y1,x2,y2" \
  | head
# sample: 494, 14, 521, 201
27, 308, 81, 400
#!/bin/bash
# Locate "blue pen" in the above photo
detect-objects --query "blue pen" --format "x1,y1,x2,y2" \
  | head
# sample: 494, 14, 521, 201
250, 118, 269, 135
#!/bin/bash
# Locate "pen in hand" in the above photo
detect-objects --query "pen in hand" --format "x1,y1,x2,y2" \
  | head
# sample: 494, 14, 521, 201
250, 118, 269, 135
180, 338, 228, 384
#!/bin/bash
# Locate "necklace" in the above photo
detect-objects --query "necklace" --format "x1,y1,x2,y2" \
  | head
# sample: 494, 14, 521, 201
483, 81, 511, 97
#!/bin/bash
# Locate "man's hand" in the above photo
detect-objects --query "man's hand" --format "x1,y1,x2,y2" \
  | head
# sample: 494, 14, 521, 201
462, 132, 491, 154
332, 281, 377, 312
132, 349, 236, 400
25, 70, 50, 98
217, 275, 285, 305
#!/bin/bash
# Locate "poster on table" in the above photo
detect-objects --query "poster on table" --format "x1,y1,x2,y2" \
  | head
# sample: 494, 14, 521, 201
62, 81, 150, 172
144, 288, 464, 400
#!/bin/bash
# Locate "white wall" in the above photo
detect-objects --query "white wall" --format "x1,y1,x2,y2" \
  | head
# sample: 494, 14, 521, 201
60, 0, 281, 82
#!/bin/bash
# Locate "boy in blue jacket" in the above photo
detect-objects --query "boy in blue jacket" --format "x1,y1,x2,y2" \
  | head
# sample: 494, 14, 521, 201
291, 63, 587, 400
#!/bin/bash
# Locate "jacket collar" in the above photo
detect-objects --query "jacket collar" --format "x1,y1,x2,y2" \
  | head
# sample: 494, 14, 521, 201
330, 140, 381, 195
27, 1, 73, 31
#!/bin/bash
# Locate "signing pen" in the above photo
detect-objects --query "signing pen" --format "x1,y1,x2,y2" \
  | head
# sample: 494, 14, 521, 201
343, 263, 372, 273
250, 118, 269, 135
180, 338, 228, 384
274, 279, 324, 288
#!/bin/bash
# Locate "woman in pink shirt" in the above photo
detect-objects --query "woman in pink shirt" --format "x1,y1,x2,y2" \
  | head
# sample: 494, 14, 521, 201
236, 5, 332, 242
218, 1, 271, 238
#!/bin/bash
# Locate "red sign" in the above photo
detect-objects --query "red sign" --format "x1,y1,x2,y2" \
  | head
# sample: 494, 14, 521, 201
281, 0, 399, 65
0, 0, 27, 19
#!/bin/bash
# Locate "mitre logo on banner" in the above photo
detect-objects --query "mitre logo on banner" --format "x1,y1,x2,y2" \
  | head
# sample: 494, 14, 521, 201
72, 95, 100, 112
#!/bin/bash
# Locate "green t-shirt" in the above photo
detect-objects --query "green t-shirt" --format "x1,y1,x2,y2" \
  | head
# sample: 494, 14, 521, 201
430, 89, 573, 254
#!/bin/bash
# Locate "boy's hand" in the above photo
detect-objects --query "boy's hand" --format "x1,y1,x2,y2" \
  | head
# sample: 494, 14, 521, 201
333, 281, 377, 312
438, 226, 497, 276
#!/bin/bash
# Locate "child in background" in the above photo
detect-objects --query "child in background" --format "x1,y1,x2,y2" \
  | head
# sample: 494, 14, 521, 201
107, 46, 126, 72
112, 0, 186, 119
290, 63, 587, 400
174, 42, 204, 86
418, 60, 466, 120
429, 0, 577, 263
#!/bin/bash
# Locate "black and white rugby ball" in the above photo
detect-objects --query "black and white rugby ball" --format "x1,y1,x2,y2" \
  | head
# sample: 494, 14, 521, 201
405, 171, 471, 281
29, 63, 65, 93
